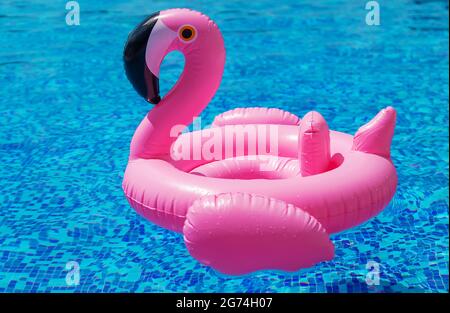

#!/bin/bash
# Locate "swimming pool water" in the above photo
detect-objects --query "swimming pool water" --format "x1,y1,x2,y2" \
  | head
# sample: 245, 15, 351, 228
0, 0, 448, 293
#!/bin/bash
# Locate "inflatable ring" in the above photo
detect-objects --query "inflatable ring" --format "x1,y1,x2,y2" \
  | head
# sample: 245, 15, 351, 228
122, 9, 397, 275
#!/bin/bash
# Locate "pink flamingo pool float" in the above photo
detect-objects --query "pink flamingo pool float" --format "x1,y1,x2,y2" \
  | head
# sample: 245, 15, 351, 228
122, 9, 397, 275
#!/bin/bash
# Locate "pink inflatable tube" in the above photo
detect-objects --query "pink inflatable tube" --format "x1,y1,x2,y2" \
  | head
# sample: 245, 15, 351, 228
122, 9, 398, 275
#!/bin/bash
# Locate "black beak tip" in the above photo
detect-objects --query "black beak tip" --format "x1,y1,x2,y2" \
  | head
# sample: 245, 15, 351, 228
123, 12, 161, 104
148, 96, 161, 104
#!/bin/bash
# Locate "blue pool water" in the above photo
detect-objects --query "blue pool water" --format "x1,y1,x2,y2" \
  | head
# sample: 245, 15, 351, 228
0, 0, 448, 293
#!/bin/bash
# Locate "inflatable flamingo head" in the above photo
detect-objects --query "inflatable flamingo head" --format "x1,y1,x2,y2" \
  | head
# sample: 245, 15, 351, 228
123, 9, 225, 104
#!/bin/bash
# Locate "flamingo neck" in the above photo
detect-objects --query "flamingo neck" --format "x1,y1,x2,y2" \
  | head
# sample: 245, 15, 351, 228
130, 42, 225, 159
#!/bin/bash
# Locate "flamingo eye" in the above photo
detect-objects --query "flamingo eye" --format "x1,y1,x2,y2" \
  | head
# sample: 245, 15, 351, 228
178, 25, 196, 42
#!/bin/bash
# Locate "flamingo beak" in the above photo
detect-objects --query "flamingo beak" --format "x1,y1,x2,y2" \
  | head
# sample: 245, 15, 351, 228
123, 12, 177, 104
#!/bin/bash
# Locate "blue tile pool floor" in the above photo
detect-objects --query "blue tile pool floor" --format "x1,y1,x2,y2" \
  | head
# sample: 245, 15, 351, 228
0, 0, 448, 292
